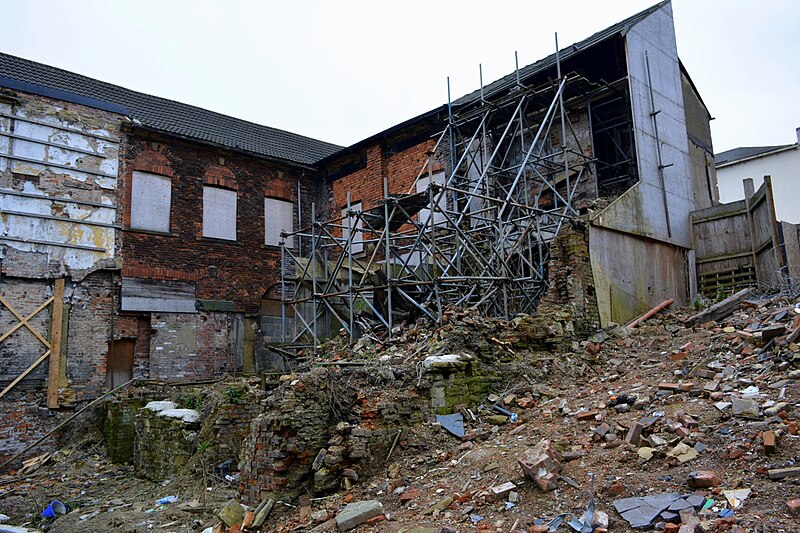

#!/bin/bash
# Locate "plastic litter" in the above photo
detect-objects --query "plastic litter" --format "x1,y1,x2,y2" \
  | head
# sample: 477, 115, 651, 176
41, 500, 67, 518
469, 514, 484, 524
156, 495, 178, 505
492, 405, 519, 422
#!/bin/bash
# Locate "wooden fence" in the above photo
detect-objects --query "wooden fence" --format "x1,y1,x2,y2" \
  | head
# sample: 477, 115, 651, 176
690, 176, 786, 297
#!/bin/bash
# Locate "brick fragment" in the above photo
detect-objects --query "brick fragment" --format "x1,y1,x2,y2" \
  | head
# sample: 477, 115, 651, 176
687, 470, 721, 488
763, 430, 776, 454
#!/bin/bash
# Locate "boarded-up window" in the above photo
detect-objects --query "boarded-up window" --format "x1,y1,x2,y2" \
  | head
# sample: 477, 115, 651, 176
416, 171, 446, 226
265, 197, 294, 247
131, 171, 171, 232
203, 186, 237, 240
341, 201, 363, 254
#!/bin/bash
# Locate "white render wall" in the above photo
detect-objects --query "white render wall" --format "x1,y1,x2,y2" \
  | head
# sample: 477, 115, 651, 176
0, 93, 122, 275
716, 146, 800, 223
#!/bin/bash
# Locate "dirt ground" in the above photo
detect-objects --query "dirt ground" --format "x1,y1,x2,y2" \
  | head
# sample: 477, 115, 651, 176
1, 295, 799, 532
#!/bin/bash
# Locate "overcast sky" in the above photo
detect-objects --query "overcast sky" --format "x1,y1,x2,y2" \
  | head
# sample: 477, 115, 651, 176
1, 0, 798, 153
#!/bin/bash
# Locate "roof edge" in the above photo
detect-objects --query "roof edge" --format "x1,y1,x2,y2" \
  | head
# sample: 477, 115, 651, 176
716, 144, 798, 168
0, 75, 129, 116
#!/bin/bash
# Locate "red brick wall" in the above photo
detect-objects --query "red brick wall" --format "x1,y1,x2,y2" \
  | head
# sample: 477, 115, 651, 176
330, 140, 439, 217
118, 133, 321, 313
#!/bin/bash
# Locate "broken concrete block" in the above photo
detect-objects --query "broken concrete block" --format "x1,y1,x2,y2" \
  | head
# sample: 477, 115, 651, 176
732, 397, 760, 418
251, 498, 275, 528
217, 499, 245, 527
335, 500, 383, 531
687, 470, 721, 488
486, 414, 508, 425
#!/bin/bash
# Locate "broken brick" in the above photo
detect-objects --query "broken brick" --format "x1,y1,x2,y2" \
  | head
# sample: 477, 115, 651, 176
687, 470, 721, 488
763, 431, 776, 454
625, 423, 644, 446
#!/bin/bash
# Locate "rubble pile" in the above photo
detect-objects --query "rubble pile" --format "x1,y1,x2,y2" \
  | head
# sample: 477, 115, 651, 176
0, 292, 798, 532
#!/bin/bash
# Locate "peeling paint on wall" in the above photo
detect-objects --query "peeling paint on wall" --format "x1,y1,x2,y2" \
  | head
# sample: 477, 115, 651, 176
0, 93, 124, 277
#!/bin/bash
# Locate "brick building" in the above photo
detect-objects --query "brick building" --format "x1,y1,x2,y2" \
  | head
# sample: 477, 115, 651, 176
0, 0, 716, 458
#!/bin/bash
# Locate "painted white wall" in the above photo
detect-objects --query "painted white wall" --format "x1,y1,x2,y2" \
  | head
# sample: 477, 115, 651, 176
716, 146, 800, 223
596, 2, 695, 249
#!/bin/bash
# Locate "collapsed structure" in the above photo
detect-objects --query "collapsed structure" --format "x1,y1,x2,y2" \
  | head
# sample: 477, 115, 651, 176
1, 0, 788, 460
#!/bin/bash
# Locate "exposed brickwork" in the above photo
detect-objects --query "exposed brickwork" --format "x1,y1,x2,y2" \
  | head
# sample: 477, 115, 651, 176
65, 271, 114, 401
148, 311, 235, 380
203, 163, 238, 190
131, 149, 174, 177
0, 396, 58, 462
119, 131, 320, 313
330, 140, 440, 219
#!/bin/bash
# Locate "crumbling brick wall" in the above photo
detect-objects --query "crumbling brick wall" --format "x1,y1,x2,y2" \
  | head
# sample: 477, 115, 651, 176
239, 360, 499, 504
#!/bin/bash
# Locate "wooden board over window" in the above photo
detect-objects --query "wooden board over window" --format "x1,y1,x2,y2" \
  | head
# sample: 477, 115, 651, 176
203, 186, 237, 240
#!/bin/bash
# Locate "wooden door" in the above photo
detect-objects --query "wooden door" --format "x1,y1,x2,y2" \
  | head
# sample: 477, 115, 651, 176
107, 339, 134, 389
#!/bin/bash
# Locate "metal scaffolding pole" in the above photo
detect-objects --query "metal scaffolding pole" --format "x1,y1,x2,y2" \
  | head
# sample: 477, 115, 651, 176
278, 71, 605, 349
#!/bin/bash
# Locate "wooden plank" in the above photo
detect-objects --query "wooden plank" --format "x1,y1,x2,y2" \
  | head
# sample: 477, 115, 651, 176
0, 350, 50, 400
0, 296, 54, 344
768, 467, 800, 480
47, 278, 65, 408
685, 288, 754, 326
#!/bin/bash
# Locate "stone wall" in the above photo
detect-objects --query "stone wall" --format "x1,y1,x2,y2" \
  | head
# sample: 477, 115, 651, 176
239, 358, 503, 504
133, 401, 201, 481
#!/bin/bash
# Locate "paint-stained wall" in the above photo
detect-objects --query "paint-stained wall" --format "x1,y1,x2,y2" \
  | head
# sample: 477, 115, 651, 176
0, 91, 123, 277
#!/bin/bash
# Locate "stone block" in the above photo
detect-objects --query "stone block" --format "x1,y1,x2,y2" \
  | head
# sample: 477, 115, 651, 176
335, 500, 384, 531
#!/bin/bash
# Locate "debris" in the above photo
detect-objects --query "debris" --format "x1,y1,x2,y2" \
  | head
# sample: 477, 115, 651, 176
436, 413, 465, 438
628, 298, 674, 328
685, 288, 754, 326
488, 481, 517, 502
723, 488, 751, 509
41, 500, 67, 518
613, 493, 703, 529
217, 499, 245, 528
335, 500, 384, 531
518, 440, 562, 492
731, 397, 760, 418
763, 430, 776, 453
767, 467, 800, 480
787, 499, 800, 516
155, 495, 178, 505
251, 498, 275, 528
687, 470, 721, 488
492, 404, 519, 422
421, 496, 452, 516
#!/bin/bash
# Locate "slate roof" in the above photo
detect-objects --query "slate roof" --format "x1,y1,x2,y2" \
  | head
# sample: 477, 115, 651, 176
0, 52, 342, 166
715, 145, 794, 166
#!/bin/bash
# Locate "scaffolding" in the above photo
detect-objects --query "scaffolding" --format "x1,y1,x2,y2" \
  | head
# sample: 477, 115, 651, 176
280, 65, 615, 349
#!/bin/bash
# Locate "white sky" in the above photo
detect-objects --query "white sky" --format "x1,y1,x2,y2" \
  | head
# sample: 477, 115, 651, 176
1, 0, 798, 153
